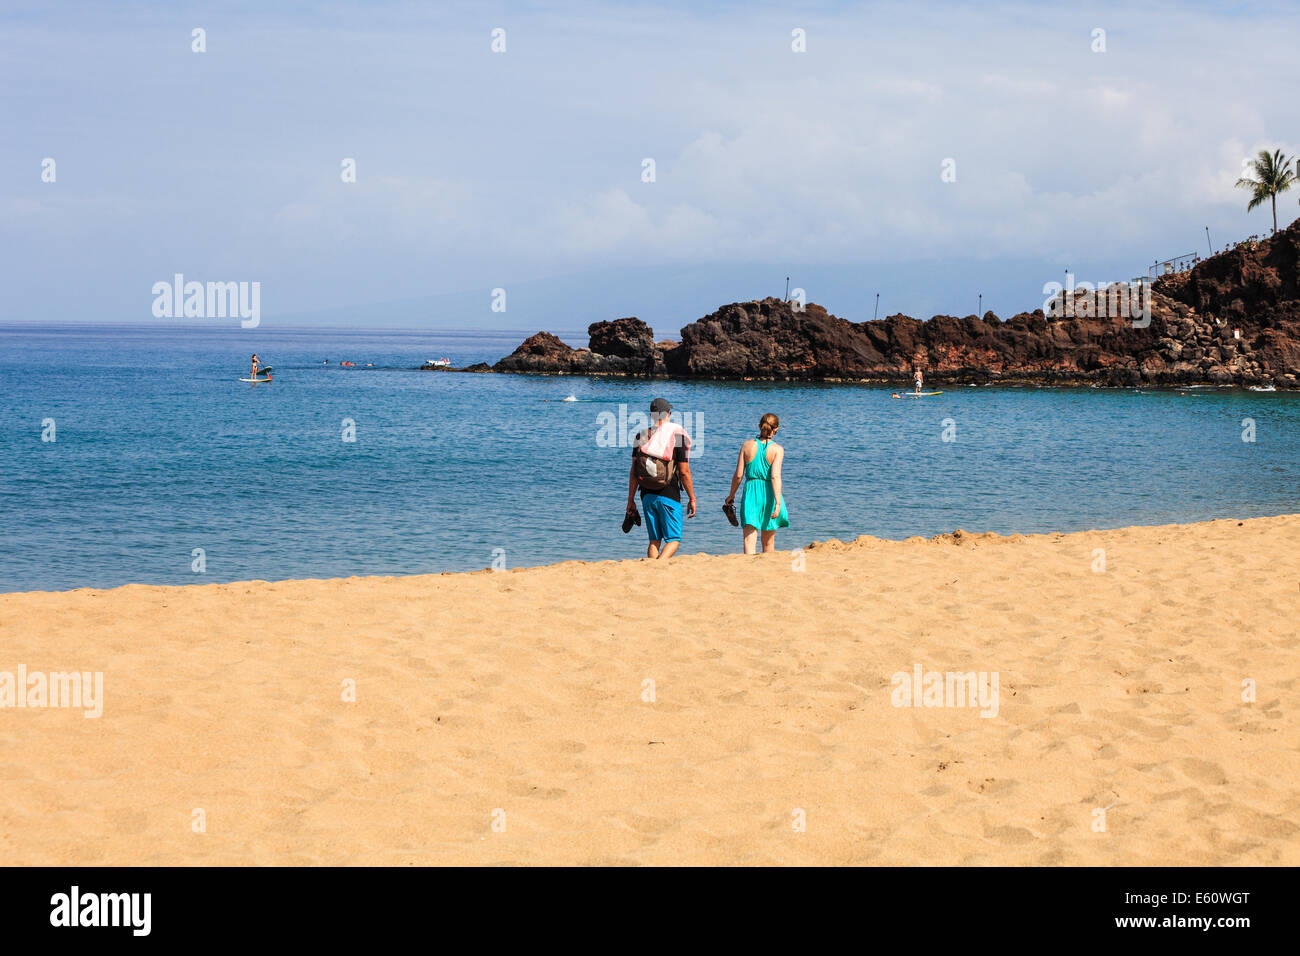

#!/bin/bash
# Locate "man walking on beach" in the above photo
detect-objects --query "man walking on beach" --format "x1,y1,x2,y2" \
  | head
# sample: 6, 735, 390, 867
626, 397, 696, 559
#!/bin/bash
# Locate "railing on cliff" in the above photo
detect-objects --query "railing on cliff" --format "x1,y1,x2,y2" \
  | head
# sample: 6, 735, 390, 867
1149, 253, 1198, 279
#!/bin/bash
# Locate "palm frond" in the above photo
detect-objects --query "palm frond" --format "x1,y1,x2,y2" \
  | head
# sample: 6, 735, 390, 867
1234, 148, 1297, 222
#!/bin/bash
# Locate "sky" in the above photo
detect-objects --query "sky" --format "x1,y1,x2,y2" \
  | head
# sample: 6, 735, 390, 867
3, 0, 1300, 336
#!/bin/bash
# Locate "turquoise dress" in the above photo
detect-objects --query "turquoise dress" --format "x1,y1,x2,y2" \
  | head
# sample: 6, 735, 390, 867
740, 439, 789, 530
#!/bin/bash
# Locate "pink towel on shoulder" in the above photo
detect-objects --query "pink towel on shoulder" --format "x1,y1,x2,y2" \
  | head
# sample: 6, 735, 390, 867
639, 421, 691, 460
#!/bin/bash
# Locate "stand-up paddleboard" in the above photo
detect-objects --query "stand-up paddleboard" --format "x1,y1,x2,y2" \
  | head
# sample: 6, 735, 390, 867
240, 376, 272, 382
892, 391, 942, 398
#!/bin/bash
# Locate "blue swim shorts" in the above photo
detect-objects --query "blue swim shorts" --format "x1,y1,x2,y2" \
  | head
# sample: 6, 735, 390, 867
642, 493, 683, 543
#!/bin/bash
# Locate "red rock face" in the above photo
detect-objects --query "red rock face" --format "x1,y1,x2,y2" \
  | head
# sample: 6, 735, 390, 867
495, 318, 669, 376
673, 300, 1173, 385
1160, 224, 1300, 320
515, 331, 571, 357
587, 317, 655, 359
495, 220, 1300, 386
492, 331, 586, 374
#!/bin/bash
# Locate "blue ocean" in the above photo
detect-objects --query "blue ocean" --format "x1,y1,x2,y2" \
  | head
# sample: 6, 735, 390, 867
3, 323, 1297, 592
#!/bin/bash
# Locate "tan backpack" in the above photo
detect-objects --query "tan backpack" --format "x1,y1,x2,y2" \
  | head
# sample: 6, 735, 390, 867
633, 427, 677, 492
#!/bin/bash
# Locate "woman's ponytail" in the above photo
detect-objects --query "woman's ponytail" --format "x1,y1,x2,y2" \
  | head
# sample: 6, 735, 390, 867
758, 413, 780, 439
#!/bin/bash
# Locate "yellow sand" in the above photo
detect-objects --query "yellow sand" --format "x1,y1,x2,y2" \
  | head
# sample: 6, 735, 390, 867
2, 515, 1297, 866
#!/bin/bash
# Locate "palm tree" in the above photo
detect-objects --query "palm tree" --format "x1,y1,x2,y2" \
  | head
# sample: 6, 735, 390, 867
1235, 149, 1295, 234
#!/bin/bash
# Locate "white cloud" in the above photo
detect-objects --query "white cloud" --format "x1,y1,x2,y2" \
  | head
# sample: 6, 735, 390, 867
4, 0, 1300, 319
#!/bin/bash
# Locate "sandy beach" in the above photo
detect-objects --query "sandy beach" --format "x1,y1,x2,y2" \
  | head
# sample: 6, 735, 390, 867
2, 515, 1297, 866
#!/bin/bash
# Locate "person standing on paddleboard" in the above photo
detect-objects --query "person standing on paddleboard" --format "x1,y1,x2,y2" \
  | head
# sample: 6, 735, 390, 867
914, 368, 924, 394
251, 354, 263, 379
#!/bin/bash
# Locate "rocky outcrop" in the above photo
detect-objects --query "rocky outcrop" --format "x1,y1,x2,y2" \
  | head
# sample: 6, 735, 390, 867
587, 317, 654, 361
493, 219, 1300, 386
489, 331, 586, 373
493, 318, 667, 375
668, 300, 885, 379
1155, 225, 1300, 319
1149, 223, 1300, 387
671, 298, 1174, 386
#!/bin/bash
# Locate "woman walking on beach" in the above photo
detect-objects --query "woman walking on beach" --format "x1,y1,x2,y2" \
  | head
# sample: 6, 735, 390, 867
724, 413, 789, 554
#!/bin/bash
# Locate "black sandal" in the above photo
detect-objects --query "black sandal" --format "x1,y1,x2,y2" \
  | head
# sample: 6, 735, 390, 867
622, 506, 641, 533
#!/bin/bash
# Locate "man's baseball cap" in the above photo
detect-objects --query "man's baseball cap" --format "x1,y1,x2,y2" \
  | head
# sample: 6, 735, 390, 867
650, 397, 672, 413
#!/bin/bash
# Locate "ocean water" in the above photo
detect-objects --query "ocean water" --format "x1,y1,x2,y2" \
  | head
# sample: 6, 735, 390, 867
2, 323, 1297, 592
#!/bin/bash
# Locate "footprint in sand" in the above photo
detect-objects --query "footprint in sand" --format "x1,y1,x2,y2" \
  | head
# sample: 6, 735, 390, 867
1178, 757, 1229, 786
546, 739, 587, 754
984, 824, 1035, 844
613, 812, 675, 836
109, 809, 151, 836
969, 777, 1016, 796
